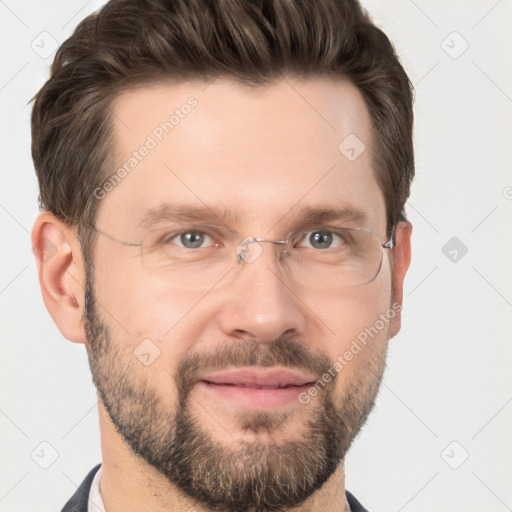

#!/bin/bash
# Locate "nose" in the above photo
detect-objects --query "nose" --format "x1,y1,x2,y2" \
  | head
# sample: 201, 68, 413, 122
216, 240, 307, 343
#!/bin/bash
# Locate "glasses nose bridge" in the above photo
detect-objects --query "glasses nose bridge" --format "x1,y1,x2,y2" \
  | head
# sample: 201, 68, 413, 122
236, 236, 289, 264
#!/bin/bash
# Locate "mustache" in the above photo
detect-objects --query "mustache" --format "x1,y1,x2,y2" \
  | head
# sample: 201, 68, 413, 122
174, 336, 335, 401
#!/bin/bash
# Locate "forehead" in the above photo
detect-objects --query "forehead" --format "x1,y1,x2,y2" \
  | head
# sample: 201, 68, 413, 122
98, 77, 386, 235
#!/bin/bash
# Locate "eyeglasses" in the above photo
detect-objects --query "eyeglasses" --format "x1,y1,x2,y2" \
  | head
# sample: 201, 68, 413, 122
89, 223, 394, 291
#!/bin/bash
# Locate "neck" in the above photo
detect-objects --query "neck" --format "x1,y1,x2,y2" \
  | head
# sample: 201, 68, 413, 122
98, 405, 348, 512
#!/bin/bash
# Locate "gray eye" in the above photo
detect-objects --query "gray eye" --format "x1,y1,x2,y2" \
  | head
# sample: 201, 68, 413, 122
296, 230, 347, 250
173, 231, 213, 249
308, 231, 333, 249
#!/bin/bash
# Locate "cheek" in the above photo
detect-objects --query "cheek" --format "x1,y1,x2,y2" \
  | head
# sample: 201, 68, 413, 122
93, 259, 202, 371
314, 272, 391, 339
309, 271, 392, 377
94, 251, 187, 334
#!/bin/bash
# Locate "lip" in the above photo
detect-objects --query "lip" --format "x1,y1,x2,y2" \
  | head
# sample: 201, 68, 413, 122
199, 368, 317, 388
197, 368, 317, 409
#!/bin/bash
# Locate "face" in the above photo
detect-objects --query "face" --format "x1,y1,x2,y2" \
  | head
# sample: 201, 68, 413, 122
85, 77, 397, 512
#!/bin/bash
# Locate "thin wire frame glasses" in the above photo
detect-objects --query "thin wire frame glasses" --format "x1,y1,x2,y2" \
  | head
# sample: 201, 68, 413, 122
88, 223, 395, 291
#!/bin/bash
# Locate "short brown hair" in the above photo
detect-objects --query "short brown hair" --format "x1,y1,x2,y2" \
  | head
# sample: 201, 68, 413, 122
31, 0, 414, 256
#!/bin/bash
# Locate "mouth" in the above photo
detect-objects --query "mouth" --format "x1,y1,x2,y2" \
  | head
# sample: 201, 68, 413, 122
197, 368, 317, 409
202, 382, 307, 389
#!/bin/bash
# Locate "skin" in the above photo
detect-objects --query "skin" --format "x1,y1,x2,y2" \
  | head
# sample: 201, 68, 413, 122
32, 77, 412, 512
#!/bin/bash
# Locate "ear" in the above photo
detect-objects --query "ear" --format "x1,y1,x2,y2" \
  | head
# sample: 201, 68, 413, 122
31, 212, 87, 344
389, 220, 412, 338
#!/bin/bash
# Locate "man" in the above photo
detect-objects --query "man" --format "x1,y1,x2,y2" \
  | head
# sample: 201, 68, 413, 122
30, 0, 413, 510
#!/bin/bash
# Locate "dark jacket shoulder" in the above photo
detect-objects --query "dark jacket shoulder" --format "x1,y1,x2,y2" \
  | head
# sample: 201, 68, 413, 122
61, 464, 101, 512
346, 489, 369, 512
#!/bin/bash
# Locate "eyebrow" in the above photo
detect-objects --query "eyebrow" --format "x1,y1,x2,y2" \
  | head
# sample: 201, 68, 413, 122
138, 202, 368, 231
139, 203, 241, 230
290, 205, 368, 227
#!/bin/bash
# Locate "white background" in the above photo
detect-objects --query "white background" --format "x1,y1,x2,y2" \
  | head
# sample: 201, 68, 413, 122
1, 1, 511, 511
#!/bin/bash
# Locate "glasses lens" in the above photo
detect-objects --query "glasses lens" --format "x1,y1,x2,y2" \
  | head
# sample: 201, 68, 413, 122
140, 226, 385, 289
286, 228, 384, 288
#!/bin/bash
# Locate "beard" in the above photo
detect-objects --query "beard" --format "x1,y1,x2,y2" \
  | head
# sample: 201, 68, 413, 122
83, 261, 387, 512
